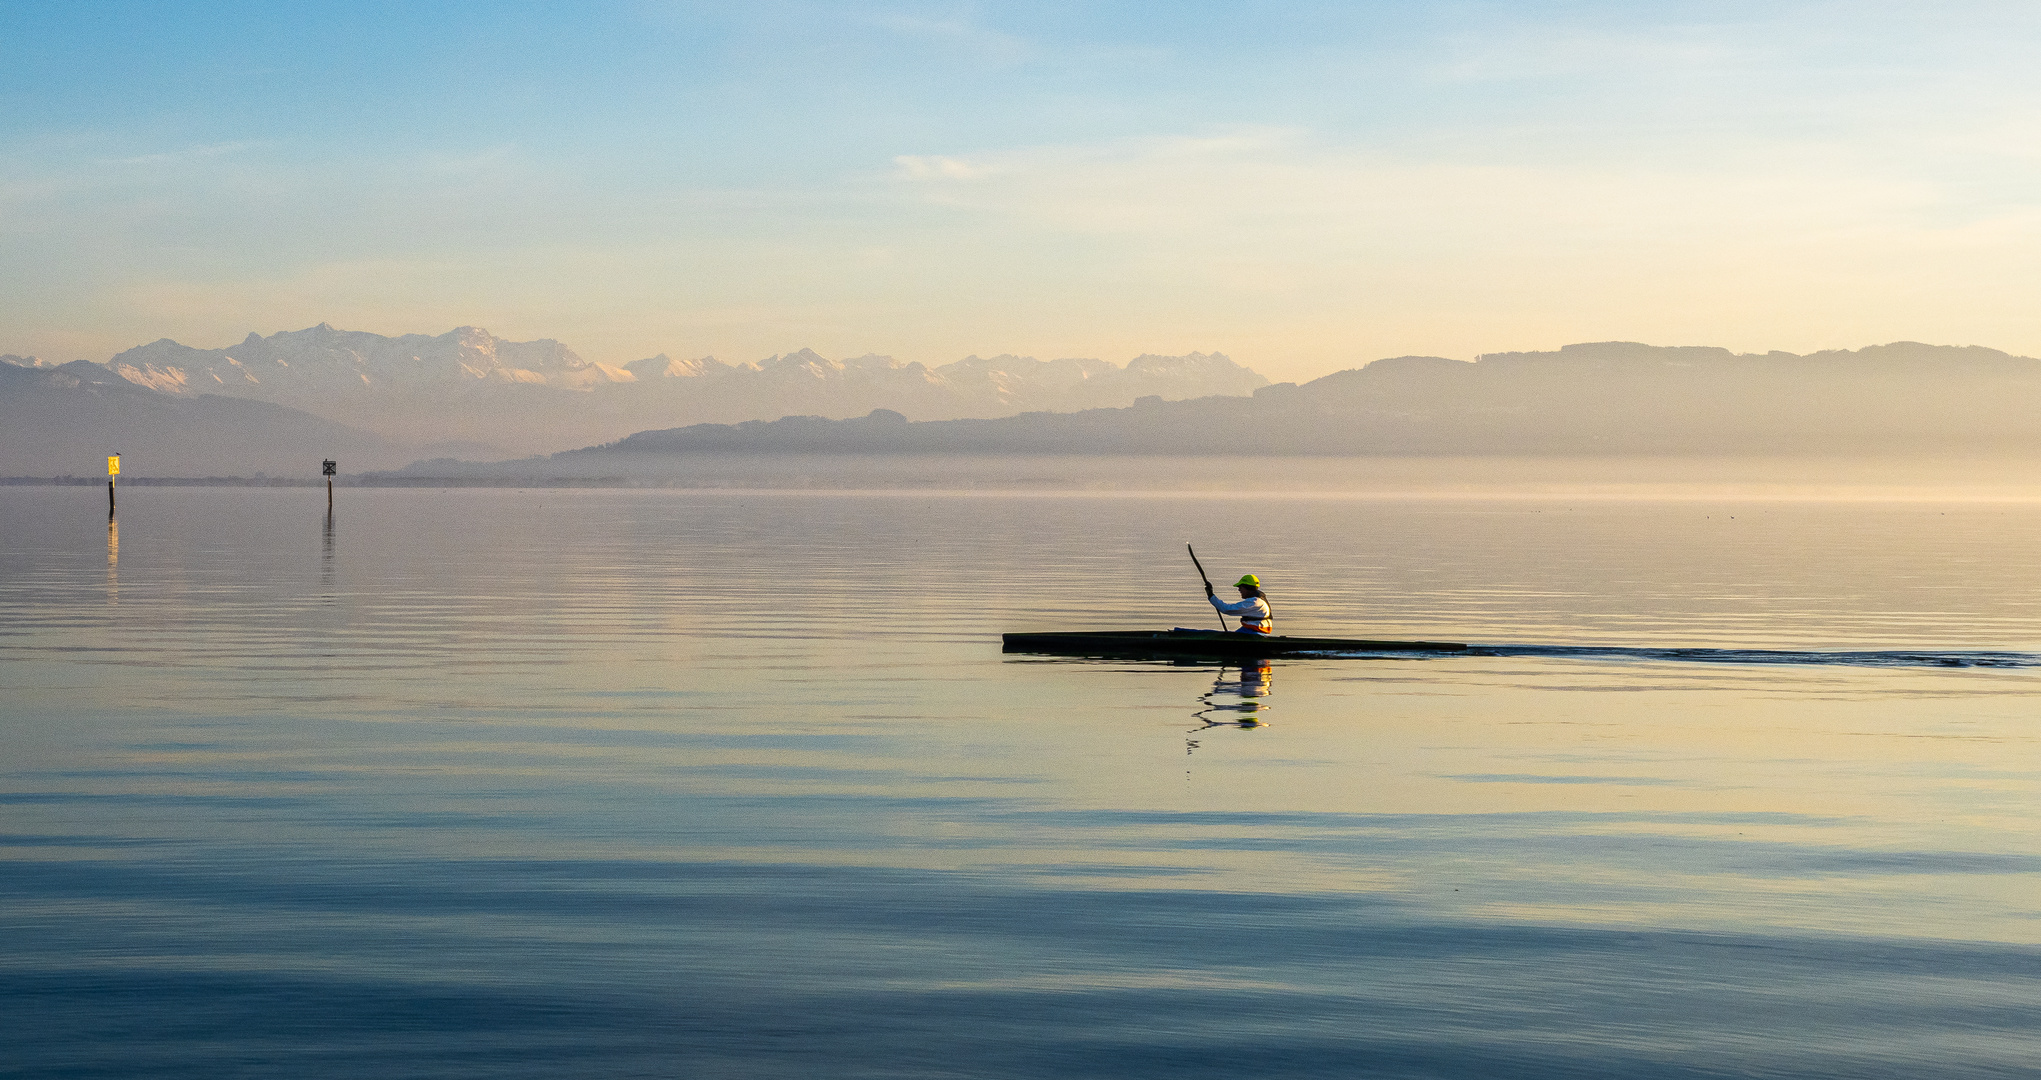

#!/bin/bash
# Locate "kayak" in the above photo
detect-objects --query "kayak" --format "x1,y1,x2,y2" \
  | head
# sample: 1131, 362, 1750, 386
1002, 629, 1468, 659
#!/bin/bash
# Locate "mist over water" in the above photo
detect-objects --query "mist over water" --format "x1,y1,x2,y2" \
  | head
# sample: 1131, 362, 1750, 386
382, 451, 2041, 503
4, 477, 2040, 1077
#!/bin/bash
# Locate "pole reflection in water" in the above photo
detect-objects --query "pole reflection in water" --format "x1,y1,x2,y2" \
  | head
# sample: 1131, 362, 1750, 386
321, 507, 335, 602
105, 516, 117, 606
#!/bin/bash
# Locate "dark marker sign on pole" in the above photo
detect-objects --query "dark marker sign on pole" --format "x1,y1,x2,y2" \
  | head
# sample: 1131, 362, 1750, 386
322, 459, 337, 510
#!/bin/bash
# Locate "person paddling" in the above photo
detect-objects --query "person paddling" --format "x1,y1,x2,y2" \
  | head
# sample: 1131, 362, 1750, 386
1206, 574, 1274, 635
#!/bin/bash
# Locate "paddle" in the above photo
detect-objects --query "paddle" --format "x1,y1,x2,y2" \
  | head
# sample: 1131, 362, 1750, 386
1188, 544, 1228, 631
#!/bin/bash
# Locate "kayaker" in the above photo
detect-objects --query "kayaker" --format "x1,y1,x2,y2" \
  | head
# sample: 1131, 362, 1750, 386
1206, 574, 1273, 635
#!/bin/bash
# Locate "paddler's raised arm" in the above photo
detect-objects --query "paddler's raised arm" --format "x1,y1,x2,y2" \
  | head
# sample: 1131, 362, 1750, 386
1210, 574, 1274, 634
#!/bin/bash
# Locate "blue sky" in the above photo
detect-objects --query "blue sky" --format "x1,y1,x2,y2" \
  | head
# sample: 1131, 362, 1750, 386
7, 1, 2041, 380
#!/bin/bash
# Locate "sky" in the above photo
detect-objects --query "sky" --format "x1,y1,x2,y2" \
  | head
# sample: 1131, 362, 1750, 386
7, 0, 2041, 383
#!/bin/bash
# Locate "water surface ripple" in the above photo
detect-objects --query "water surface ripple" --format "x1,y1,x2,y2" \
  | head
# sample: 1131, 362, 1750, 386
3, 486, 2039, 1078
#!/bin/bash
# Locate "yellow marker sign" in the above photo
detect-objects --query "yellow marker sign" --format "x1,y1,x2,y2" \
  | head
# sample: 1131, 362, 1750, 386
107, 455, 120, 477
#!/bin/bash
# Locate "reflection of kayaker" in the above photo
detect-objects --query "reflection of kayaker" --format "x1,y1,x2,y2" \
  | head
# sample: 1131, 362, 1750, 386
1215, 662, 1273, 703
1195, 662, 1274, 729
1237, 661, 1272, 699
1206, 574, 1273, 635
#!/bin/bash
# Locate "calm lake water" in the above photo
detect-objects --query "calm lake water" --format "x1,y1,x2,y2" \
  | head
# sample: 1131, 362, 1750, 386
4, 481, 2040, 1078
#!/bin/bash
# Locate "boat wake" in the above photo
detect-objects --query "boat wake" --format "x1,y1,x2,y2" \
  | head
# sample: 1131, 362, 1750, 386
1441, 644, 2041, 669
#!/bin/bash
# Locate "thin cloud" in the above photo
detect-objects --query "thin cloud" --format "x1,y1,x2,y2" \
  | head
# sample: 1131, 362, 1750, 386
862, 10, 1030, 63
421, 143, 522, 175
882, 125, 1948, 251
111, 141, 262, 167
893, 155, 993, 181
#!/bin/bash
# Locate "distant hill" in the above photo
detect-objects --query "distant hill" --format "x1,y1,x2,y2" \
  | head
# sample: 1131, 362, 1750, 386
376, 341, 2041, 478
0, 356, 400, 477
23, 337, 2041, 479
91, 324, 1269, 455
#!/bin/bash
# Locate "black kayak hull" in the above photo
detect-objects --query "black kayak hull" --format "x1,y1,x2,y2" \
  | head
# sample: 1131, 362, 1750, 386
1002, 630, 1468, 659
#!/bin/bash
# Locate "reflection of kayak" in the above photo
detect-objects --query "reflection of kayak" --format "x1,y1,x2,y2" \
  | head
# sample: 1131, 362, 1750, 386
1002, 630, 1467, 659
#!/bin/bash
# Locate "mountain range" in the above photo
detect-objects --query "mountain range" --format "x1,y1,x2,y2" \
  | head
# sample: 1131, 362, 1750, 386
93, 324, 1268, 457
0, 356, 395, 478
0, 324, 1266, 476
379, 340, 2041, 481
15, 333, 2041, 480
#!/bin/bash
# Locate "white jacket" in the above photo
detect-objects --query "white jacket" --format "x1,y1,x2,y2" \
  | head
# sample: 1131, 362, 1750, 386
1210, 593, 1272, 628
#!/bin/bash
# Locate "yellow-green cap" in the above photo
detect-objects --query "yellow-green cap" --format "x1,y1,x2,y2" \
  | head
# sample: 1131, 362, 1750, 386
1234, 574, 1260, 588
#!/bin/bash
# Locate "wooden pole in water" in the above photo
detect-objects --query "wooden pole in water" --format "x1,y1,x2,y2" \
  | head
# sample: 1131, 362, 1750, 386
107, 453, 119, 517
322, 459, 336, 510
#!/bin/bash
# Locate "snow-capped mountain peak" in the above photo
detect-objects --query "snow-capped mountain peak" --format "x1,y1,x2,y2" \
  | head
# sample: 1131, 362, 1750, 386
106, 325, 627, 396
59, 324, 1270, 457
